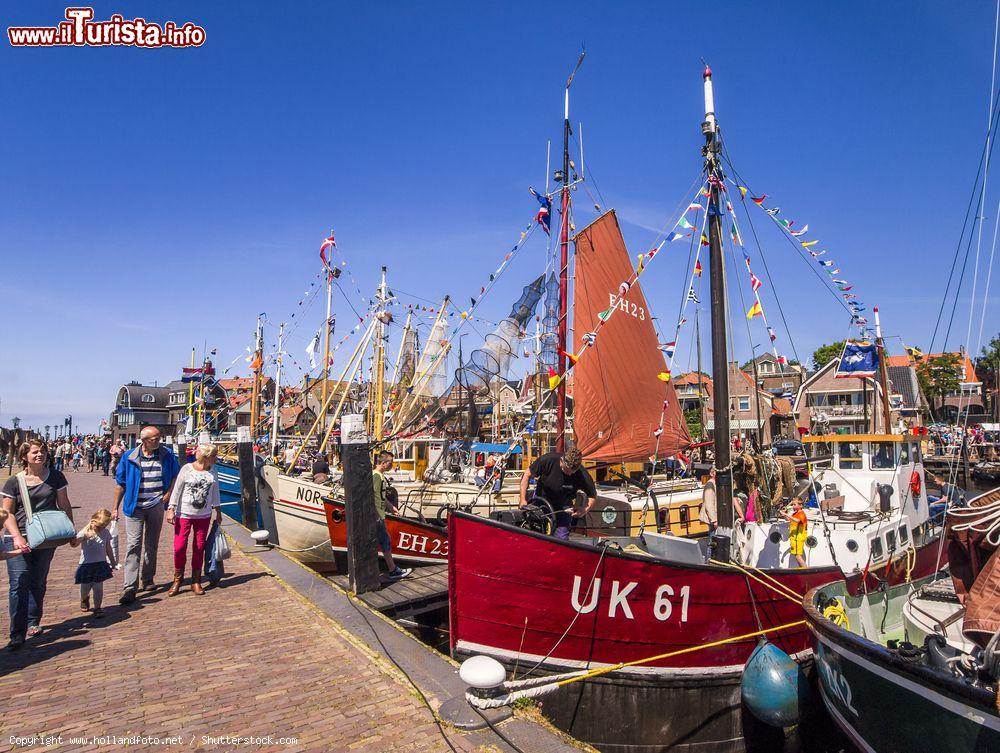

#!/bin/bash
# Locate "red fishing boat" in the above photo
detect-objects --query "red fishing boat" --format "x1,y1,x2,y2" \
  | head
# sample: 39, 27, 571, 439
449, 66, 947, 753
323, 496, 449, 564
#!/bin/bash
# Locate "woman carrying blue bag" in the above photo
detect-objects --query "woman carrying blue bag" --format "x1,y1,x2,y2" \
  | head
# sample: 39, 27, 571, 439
1, 439, 76, 650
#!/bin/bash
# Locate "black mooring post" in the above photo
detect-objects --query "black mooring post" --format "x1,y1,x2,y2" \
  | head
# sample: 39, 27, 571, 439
237, 427, 258, 528
342, 415, 380, 594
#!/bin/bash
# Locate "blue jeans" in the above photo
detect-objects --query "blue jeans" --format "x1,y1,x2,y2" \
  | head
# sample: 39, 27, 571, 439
54, 457, 64, 471
3, 536, 57, 640
554, 510, 574, 540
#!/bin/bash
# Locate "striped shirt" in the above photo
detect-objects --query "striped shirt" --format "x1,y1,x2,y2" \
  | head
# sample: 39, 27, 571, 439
138, 453, 164, 507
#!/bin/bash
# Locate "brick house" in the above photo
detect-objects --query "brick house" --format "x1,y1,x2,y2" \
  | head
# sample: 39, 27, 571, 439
110, 382, 174, 447
793, 358, 896, 434
743, 353, 806, 398
705, 363, 792, 444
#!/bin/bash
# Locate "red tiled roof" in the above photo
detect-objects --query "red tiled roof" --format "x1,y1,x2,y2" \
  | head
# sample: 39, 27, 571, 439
887, 352, 978, 382
674, 372, 712, 387
885, 355, 910, 368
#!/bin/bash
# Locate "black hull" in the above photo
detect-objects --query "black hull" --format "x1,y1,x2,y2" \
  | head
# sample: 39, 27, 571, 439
453, 647, 841, 753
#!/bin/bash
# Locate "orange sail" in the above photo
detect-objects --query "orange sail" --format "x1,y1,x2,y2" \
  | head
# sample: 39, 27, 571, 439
572, 210, 690, 462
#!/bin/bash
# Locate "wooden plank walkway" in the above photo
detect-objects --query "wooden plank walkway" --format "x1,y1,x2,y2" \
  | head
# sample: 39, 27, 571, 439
329, 564, 448, 619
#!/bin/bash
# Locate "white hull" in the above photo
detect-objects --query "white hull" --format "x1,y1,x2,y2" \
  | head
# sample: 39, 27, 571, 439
260, 464, 337, 567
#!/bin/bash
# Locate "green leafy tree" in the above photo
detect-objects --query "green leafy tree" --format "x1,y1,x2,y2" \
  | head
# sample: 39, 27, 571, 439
976, 336, 1000, 412
812, 341, 846, 371
684, 407, 702, 440
916, 353, 962, 420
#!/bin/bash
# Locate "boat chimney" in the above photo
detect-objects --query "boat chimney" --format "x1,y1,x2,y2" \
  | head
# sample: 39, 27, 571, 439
702, 65, 716, 134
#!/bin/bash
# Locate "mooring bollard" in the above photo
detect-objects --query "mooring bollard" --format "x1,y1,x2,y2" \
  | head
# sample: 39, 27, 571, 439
341, 414, 380, 594
236, 425, 259, 528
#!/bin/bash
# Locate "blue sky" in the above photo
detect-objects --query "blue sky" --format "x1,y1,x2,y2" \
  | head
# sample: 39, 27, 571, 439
2, 1, 999, 432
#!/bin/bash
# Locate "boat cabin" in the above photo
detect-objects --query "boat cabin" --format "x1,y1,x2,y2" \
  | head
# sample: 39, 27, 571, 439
736, 434, 934, 573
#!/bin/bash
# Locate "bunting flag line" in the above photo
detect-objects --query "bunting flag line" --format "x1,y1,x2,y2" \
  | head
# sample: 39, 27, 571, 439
801, 240, 819, 248
790, 225, 809, 236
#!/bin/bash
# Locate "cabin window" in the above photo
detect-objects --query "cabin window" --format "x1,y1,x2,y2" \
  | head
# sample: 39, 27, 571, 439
898, 526, 910, 545
870, 442, 896, 470
899, 442, 911, 465
871, 537, 884, 561
885, 530, 897, 552
846, 539, 859, 553
837, 442, 862, 470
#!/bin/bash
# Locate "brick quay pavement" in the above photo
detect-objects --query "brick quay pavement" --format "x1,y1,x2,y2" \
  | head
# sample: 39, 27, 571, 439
0, 470, 587, 753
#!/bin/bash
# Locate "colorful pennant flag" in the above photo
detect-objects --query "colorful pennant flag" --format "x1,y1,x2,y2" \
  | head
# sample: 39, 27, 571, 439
688, 203, 704, 212
597, 307, 614, 322
751, 195, 767, 205
559, 349, 579, 366
657, 371, 672, 382
700, 233, 709, 246
746, 301, 763, 319
767, 326, 777, 342
678, 217, 695, 230
750, 272, 762, 292
659, 341, 677, 357
802, 240, 819, 248
666, 231, 684, 243
547, 367, 561, 390
790, 225, 809, 237
694, 260, 703, 277
319, 232, 337, 270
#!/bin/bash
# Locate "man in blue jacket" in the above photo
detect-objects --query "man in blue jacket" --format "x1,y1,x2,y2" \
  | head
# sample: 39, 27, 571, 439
113, 426, 180, 604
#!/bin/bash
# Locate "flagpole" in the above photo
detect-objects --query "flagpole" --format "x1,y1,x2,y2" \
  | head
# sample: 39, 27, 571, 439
186, 347, 195, 429
556, 50, 584, 453
703, 65, 734, 563
320, 263, 333, 433
695, 307, 706, 463
874, 306, 892, 433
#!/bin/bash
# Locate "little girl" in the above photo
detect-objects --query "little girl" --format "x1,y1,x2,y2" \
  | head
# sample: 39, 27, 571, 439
71, 509, 117, 616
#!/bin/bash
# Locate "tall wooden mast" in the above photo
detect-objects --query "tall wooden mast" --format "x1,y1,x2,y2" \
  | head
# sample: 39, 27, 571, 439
249, 314, 264, 436
319, 258, 334, 433
368, 266, 389, 442
556, 51, 585, 453
703, 65, 734, 563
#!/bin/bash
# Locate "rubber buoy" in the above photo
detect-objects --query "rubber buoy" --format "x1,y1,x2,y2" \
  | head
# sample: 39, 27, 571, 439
741, 640, 807, 727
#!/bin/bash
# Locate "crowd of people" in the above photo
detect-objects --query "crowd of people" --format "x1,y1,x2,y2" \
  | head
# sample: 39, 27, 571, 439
0, 427, 223, 651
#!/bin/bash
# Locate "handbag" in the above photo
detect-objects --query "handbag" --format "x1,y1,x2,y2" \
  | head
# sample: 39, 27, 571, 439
215, 526, 231, 560
17, 472, 76, 550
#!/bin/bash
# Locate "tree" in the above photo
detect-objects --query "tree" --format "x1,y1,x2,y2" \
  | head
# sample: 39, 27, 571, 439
684, 407, 702, 440
812, 341, 846, 371
916, 353, 962, 420
976, 335, 1000, 415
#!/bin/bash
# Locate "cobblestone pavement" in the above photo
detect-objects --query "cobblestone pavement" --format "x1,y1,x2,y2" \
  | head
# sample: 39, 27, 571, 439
0, 470, 508, 753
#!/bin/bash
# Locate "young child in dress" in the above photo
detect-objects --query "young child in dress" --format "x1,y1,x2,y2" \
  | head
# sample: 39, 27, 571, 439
70, 509, 117, 616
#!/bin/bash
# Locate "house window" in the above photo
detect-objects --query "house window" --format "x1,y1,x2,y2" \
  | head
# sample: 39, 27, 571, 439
142, 394, 155, 403
737, 396, 751, 411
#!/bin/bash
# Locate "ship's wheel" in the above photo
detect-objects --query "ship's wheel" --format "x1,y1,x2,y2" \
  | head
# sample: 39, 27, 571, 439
519, 498, 556, 536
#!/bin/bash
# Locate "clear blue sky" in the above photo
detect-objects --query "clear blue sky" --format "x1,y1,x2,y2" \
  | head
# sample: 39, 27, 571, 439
3, 1, 999, 432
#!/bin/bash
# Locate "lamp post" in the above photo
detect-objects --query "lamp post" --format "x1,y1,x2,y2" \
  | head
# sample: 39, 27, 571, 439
9, 417, 20, 473
44, 425, 50, 441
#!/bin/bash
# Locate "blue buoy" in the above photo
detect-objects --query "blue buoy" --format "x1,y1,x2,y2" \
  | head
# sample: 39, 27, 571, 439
741, 640, 808, 727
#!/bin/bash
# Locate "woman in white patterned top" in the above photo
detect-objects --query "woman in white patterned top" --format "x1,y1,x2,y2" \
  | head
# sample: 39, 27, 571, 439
165, 444, 222, 597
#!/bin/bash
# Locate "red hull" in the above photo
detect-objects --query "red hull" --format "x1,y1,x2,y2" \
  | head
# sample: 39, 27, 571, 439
324, 499, 449, 564
448, 512, 943, 672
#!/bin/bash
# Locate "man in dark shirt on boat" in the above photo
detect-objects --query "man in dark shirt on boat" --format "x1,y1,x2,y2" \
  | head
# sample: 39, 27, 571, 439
519, 447, 597, 540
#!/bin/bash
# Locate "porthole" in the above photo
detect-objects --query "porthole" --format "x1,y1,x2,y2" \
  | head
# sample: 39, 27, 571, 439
846, 539, 859, 553
806, 536, 818, 548
769, 531, 782, 544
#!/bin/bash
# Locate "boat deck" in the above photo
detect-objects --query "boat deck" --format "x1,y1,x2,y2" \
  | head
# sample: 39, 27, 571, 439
329, 564, 449, 619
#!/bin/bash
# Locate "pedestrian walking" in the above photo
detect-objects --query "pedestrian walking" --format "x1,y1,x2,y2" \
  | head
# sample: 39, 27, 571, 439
1, 439, 75, 650
86, 444, 96, 473
165, 444, 222, 596
53, 441, 65, 472
72, 449, 82, 472
69, 509, 117, 617
113, 426, 180, 604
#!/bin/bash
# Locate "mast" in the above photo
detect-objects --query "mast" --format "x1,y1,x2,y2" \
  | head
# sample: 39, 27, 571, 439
696, 307, 707, 462
186, 347, 196, 432
556, 51, 585, 453
270, 322, 285, 458
319, 263, 334, 433
368, 266, 389, 442
703, 65, 734, 562
874, 306, 892, 433
249, 314, 264, 437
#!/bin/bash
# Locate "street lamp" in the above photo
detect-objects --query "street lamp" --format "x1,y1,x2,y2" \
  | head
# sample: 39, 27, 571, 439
44, 425, 50, 440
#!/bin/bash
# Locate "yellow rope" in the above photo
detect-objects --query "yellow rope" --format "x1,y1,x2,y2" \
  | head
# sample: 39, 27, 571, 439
822, 599, 850, 630
555, 619, 808, 686
709, 558, 804, 604
905, 546, 916, 583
